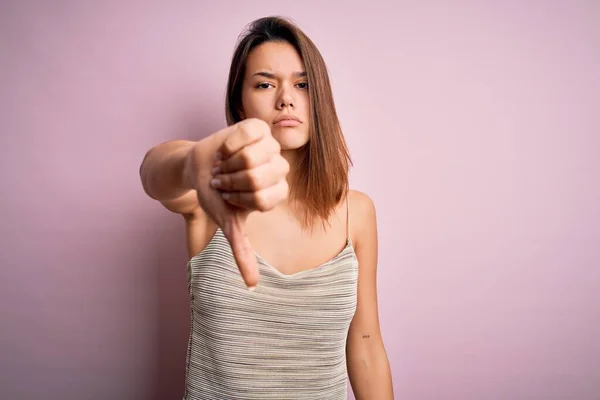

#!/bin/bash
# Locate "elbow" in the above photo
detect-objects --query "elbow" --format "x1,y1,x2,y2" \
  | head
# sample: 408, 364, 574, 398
139, 147, 158, 199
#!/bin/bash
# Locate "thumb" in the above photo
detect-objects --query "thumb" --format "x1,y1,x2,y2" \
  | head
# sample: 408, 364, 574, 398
222, 213, 259, 289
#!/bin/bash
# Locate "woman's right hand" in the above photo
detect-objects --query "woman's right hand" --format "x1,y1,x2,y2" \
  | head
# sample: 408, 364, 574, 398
187, 118, 289, 289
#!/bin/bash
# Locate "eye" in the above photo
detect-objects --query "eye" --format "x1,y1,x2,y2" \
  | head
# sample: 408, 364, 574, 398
256, 82, 274, 89
296, 82, 308, 89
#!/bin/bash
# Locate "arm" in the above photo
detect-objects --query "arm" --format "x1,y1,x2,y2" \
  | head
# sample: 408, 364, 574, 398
139, 129, 229, 215
139, 119, 288, 288
346, 191, 394, 399
140, 139, 196, 202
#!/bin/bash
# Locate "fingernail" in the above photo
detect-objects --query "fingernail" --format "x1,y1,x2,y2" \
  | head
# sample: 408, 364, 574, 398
221, 192, 230, 200
210, 178, 221, 188
211, 166, 220, 175
248, 285, 256, 292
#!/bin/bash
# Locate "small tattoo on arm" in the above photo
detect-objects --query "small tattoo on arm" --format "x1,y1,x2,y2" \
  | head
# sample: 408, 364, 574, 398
362, 334, 370, 339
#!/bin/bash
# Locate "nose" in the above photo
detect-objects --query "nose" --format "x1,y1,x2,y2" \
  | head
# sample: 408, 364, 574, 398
276, 86, 294, 110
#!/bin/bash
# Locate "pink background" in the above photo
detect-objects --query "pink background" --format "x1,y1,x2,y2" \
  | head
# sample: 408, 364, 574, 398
1, 1, 599, 399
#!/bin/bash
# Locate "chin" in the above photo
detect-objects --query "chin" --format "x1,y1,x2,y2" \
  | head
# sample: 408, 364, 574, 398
272, 127, 309, 150
279, 143, 308, 151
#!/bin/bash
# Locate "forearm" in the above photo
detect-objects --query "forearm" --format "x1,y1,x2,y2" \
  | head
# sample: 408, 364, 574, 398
140, 125, 238, 201
348, 346, 394, 399
139, 140, 197, 201
140, 140, 196, 201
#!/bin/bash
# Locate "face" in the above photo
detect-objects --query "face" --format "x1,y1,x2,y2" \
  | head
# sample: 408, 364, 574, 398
240, 41, 310, 150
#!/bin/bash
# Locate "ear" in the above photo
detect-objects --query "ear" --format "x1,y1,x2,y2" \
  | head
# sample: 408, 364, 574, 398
238, 107, 245, 120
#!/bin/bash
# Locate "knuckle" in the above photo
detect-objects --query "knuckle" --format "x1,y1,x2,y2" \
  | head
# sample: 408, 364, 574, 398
239, 125, 252, 142
217, 160, 230, 174
254, 192, 272, 212
240, 118, 268, 139
247, 170, 262, 190
241, 149, 255, 168
218, 173, 231, 188
222, 140, 235, 156
251, 118, 269, 132
248, 118, 271, 139
280, 181, 290, 199
240, 117, 255, 126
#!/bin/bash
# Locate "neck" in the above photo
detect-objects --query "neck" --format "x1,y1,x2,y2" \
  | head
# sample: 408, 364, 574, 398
278, 149, 302, 209
269, 148, 315, 229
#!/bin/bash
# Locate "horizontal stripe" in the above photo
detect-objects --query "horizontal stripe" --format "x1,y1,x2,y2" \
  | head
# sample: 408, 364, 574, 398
183, 228, 359, 399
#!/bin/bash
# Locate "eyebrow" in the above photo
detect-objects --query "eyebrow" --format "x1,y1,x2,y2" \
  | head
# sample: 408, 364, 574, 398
252, 71, 307, 79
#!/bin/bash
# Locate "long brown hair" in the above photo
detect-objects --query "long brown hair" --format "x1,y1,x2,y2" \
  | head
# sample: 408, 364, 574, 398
225, 16, 352, 229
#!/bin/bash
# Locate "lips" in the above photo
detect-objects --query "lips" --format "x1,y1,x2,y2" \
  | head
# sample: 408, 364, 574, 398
273, 114, 301, 127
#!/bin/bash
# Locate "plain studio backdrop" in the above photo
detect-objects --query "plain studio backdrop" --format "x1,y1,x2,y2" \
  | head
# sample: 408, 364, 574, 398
1, 1, 598, 399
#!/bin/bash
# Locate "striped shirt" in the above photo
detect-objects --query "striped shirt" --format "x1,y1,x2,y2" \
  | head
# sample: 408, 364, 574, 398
183, 227, 359, 399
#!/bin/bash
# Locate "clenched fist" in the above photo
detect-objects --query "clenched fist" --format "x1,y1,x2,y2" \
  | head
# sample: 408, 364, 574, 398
188, 118, 289, 289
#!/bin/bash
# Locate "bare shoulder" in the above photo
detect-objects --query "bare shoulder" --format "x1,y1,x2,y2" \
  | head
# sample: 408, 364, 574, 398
348, 189, 377, 223
348, 189, 377, 246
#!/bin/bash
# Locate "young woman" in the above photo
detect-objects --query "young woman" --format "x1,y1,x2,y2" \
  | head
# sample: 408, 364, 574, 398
140, 16, 394, 400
